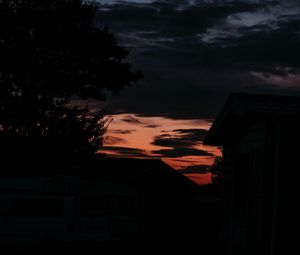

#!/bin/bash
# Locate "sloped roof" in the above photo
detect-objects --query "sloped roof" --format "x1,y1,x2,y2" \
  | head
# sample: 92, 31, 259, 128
0, 176, 136, 196
94, 158, 200, 191
0, 177, 50, 192
204, 93, 300, 145
229, 93, 300, 116
2, 158, 200, 193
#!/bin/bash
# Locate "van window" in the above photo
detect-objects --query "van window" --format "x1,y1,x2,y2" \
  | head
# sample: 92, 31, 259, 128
79, 196, 116, 217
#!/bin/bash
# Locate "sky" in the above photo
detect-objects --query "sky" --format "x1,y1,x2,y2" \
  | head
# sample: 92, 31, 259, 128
92, 0, 300, 185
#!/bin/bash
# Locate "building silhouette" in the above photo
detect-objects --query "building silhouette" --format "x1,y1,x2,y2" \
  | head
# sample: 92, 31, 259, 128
1, 158, 219, 254
205, 93, 300, 255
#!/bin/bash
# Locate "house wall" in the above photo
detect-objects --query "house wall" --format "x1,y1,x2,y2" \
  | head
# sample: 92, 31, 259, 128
275, 120, 300, 255
262, 119, 299, 255
222, 118, 300, 255
222, 122, 266, 255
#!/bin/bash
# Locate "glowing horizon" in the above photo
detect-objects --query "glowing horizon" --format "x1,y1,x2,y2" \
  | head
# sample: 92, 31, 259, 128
101, 113, 221, 185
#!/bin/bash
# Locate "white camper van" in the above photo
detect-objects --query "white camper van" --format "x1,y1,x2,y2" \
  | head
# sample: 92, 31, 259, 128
0, 176, 139, 246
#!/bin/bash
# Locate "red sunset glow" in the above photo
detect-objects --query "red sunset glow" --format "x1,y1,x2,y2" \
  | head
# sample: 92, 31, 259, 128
102, 114, 221, 185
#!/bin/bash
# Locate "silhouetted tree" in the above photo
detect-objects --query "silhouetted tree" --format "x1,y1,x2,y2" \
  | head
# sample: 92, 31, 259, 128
0, 0, 141, 170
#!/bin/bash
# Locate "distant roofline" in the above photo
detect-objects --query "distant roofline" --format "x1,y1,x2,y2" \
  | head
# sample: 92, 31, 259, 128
204, 92, 300, 146
230, 92, 300, 99
98, 157, 201, 189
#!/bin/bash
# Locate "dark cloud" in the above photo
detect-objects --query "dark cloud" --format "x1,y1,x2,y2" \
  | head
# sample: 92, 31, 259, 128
98, 0, 300, 120
151, 128, 212, 157
106, 66, 299, 120
152, 147, 212, 158
103, 146, 151, 157
111, 129, 136, 134
152, 128, 207, 147
173, 129, 208, 141
131, 15, 300, 74
191, 17, 300, 73
178, 165, 210, 174
96, 0, 275, 37
104, 136, 127, 145
153, 135, 193, 148
122, 115, 143, 124
144, 124, 160, 128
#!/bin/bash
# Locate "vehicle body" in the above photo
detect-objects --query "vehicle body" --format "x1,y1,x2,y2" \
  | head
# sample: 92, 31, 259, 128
0, 176, 139, 246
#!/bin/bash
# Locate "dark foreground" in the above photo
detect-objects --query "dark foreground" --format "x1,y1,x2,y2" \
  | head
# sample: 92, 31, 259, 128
2, 240, 220, 255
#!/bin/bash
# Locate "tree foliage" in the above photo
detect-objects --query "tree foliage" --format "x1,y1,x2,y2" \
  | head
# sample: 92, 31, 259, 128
0, 0, 141, 170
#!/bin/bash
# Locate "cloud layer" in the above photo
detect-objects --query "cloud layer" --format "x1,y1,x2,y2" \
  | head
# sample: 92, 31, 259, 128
95, 0, 300, 119
102, 114, 221, 178
96, 1, 299, 184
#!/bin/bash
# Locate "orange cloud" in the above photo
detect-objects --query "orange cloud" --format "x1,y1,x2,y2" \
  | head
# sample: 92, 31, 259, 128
102, 114, 221, 185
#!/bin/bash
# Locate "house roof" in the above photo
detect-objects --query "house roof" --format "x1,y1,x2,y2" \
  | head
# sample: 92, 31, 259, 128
229, 93, 300, 116
93, 158, 200, 191
204, 93, 300, 146
2, 158, 200, 193
0, 177, 50, 192
0, 176, 136, 196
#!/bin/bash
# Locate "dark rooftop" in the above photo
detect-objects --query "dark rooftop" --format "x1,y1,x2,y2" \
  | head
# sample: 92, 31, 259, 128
204, 93, 300, 145
3, 157, 200, 191
94, 157, 200, 190
231, 93, 300, 117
